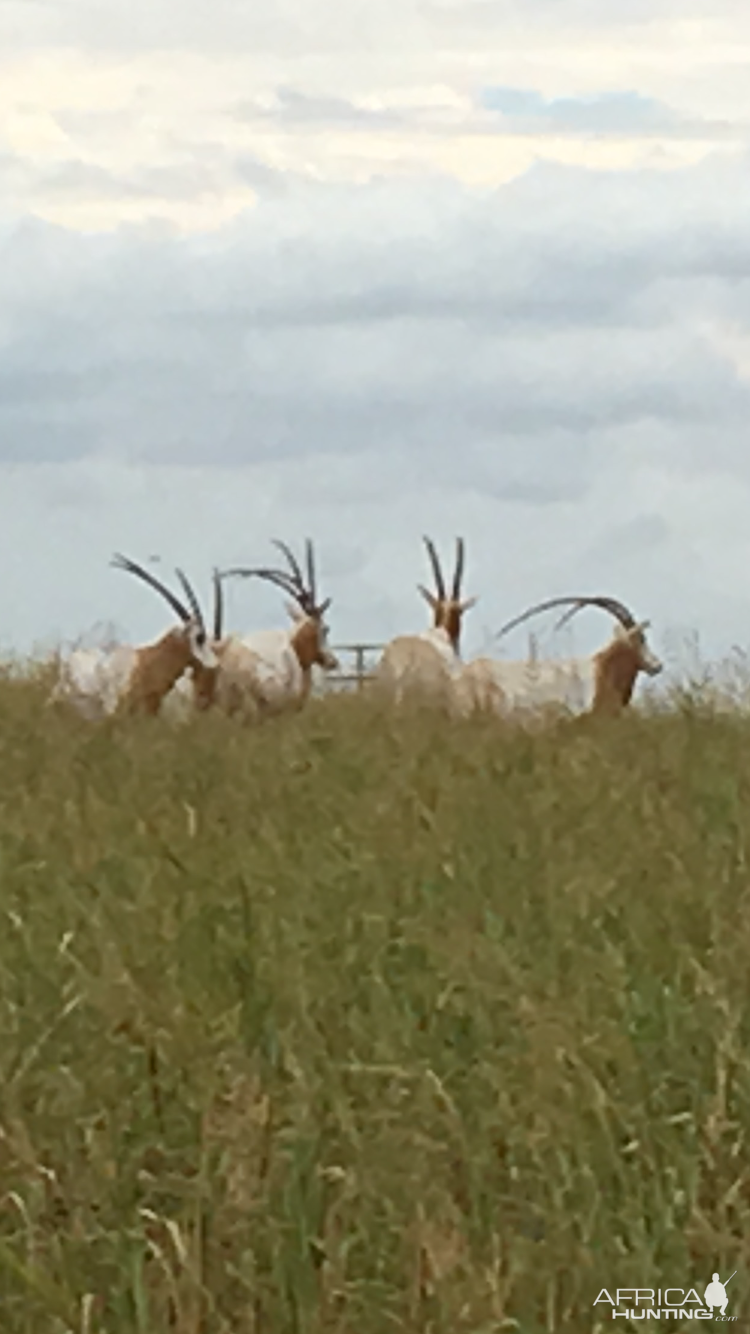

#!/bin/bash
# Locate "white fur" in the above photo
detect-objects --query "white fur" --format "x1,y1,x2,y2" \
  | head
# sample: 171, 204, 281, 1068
49, 645, 139, 719
374, 537, 476, 708
216, 629, 304, 716
194, 610, 337, 719
375, 625, 461, 705
419, 626, 462, 664
456, 655, 597, 717
160, 671, 196, 723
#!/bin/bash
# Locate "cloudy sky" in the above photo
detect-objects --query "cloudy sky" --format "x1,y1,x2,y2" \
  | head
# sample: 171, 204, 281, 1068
2, 0, 750, 675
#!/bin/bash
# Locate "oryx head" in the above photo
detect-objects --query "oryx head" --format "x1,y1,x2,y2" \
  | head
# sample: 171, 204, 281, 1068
222, 538, 339, 671
418, 536, 477, 654
110, 553, 219, 670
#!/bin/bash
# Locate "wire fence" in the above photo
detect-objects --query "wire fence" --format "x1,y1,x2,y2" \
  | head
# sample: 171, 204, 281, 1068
317, 630, 552, 694
319, 633, 541, 693
321, 642, 385, 692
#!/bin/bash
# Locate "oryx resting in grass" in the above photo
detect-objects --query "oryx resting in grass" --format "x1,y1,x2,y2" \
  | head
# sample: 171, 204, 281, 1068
455, 594, 663, 719
375, 536, 477, 706
49, 555, 218, 719
187, 539, 339, 719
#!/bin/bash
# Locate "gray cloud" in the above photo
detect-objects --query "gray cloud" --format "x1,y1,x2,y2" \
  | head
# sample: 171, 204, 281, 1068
2, 159, 750, 476
227, 83, 736, 143
37, 159, 224, 203
235, 87, 410, 131
0, 149, 289, 211
1, 157, 750, 659
232, 155, 292, 196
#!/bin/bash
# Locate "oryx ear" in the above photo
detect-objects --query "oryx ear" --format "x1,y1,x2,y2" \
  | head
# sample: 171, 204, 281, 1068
459, 595, 478, 613
317, 596, 332, 615
285, 600, 302, 623
418, 584, 438, 609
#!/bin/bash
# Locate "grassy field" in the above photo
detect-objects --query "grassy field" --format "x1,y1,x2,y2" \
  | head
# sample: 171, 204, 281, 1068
0, 668, 749, 1331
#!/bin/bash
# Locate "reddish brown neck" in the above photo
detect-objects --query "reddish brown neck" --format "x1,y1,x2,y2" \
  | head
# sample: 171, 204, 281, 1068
290, 617, 319, 673
592, 639, 639, 715
125, 627, 191, 715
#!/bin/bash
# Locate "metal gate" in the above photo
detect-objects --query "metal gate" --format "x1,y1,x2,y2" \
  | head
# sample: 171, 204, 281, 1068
321, 642, 384, 692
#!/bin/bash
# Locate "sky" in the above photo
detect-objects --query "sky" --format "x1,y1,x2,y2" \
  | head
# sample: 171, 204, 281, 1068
2, 0, 750, 678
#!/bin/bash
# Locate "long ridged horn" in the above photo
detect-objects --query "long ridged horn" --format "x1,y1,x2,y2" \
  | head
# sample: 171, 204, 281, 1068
175, 569, 206, 634
496, 594, 637, 641
551, 597, 636, 634
305, 538, 317, 606
110, 553, 191, 624
552, 596, 636, 632
452, 537, 465, 599
423, 536, 446, 600
212, 568, 223, 641
222, 566, 300, 597
272, 539, 306, 593
221, 565, 316, 615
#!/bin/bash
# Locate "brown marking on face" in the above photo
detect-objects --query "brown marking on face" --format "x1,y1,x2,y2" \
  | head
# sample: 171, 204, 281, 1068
191, 649, 223, 711
435, 599, 463, 651
290, 616, 322, 673
290, 615, 338, 673
418, 589, 477, 654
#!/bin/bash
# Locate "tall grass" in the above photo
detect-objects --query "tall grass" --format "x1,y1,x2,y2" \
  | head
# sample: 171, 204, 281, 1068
0, 669, 749, 1330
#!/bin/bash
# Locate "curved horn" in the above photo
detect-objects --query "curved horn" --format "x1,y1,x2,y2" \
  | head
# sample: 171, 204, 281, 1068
222, 566, 314, 614
552, 596, 636, 632
212, 568, 224, 641
110, 553, 190, 624
452, 537, 465, 600
598, 597, 636, 629
175, 568, 206, 632
496, 594, 637, 641
423, 536, 446, 601
221, 566, 300, 597
272, 540, 305, 592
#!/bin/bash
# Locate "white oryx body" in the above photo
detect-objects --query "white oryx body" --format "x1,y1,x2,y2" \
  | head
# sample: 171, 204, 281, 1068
183, 540, 339, 720
376, 537, 477, 705
210, 628, 311, 717
376, 626, 461, 706
455, 653, 598, 718
455, 598, 663, 720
